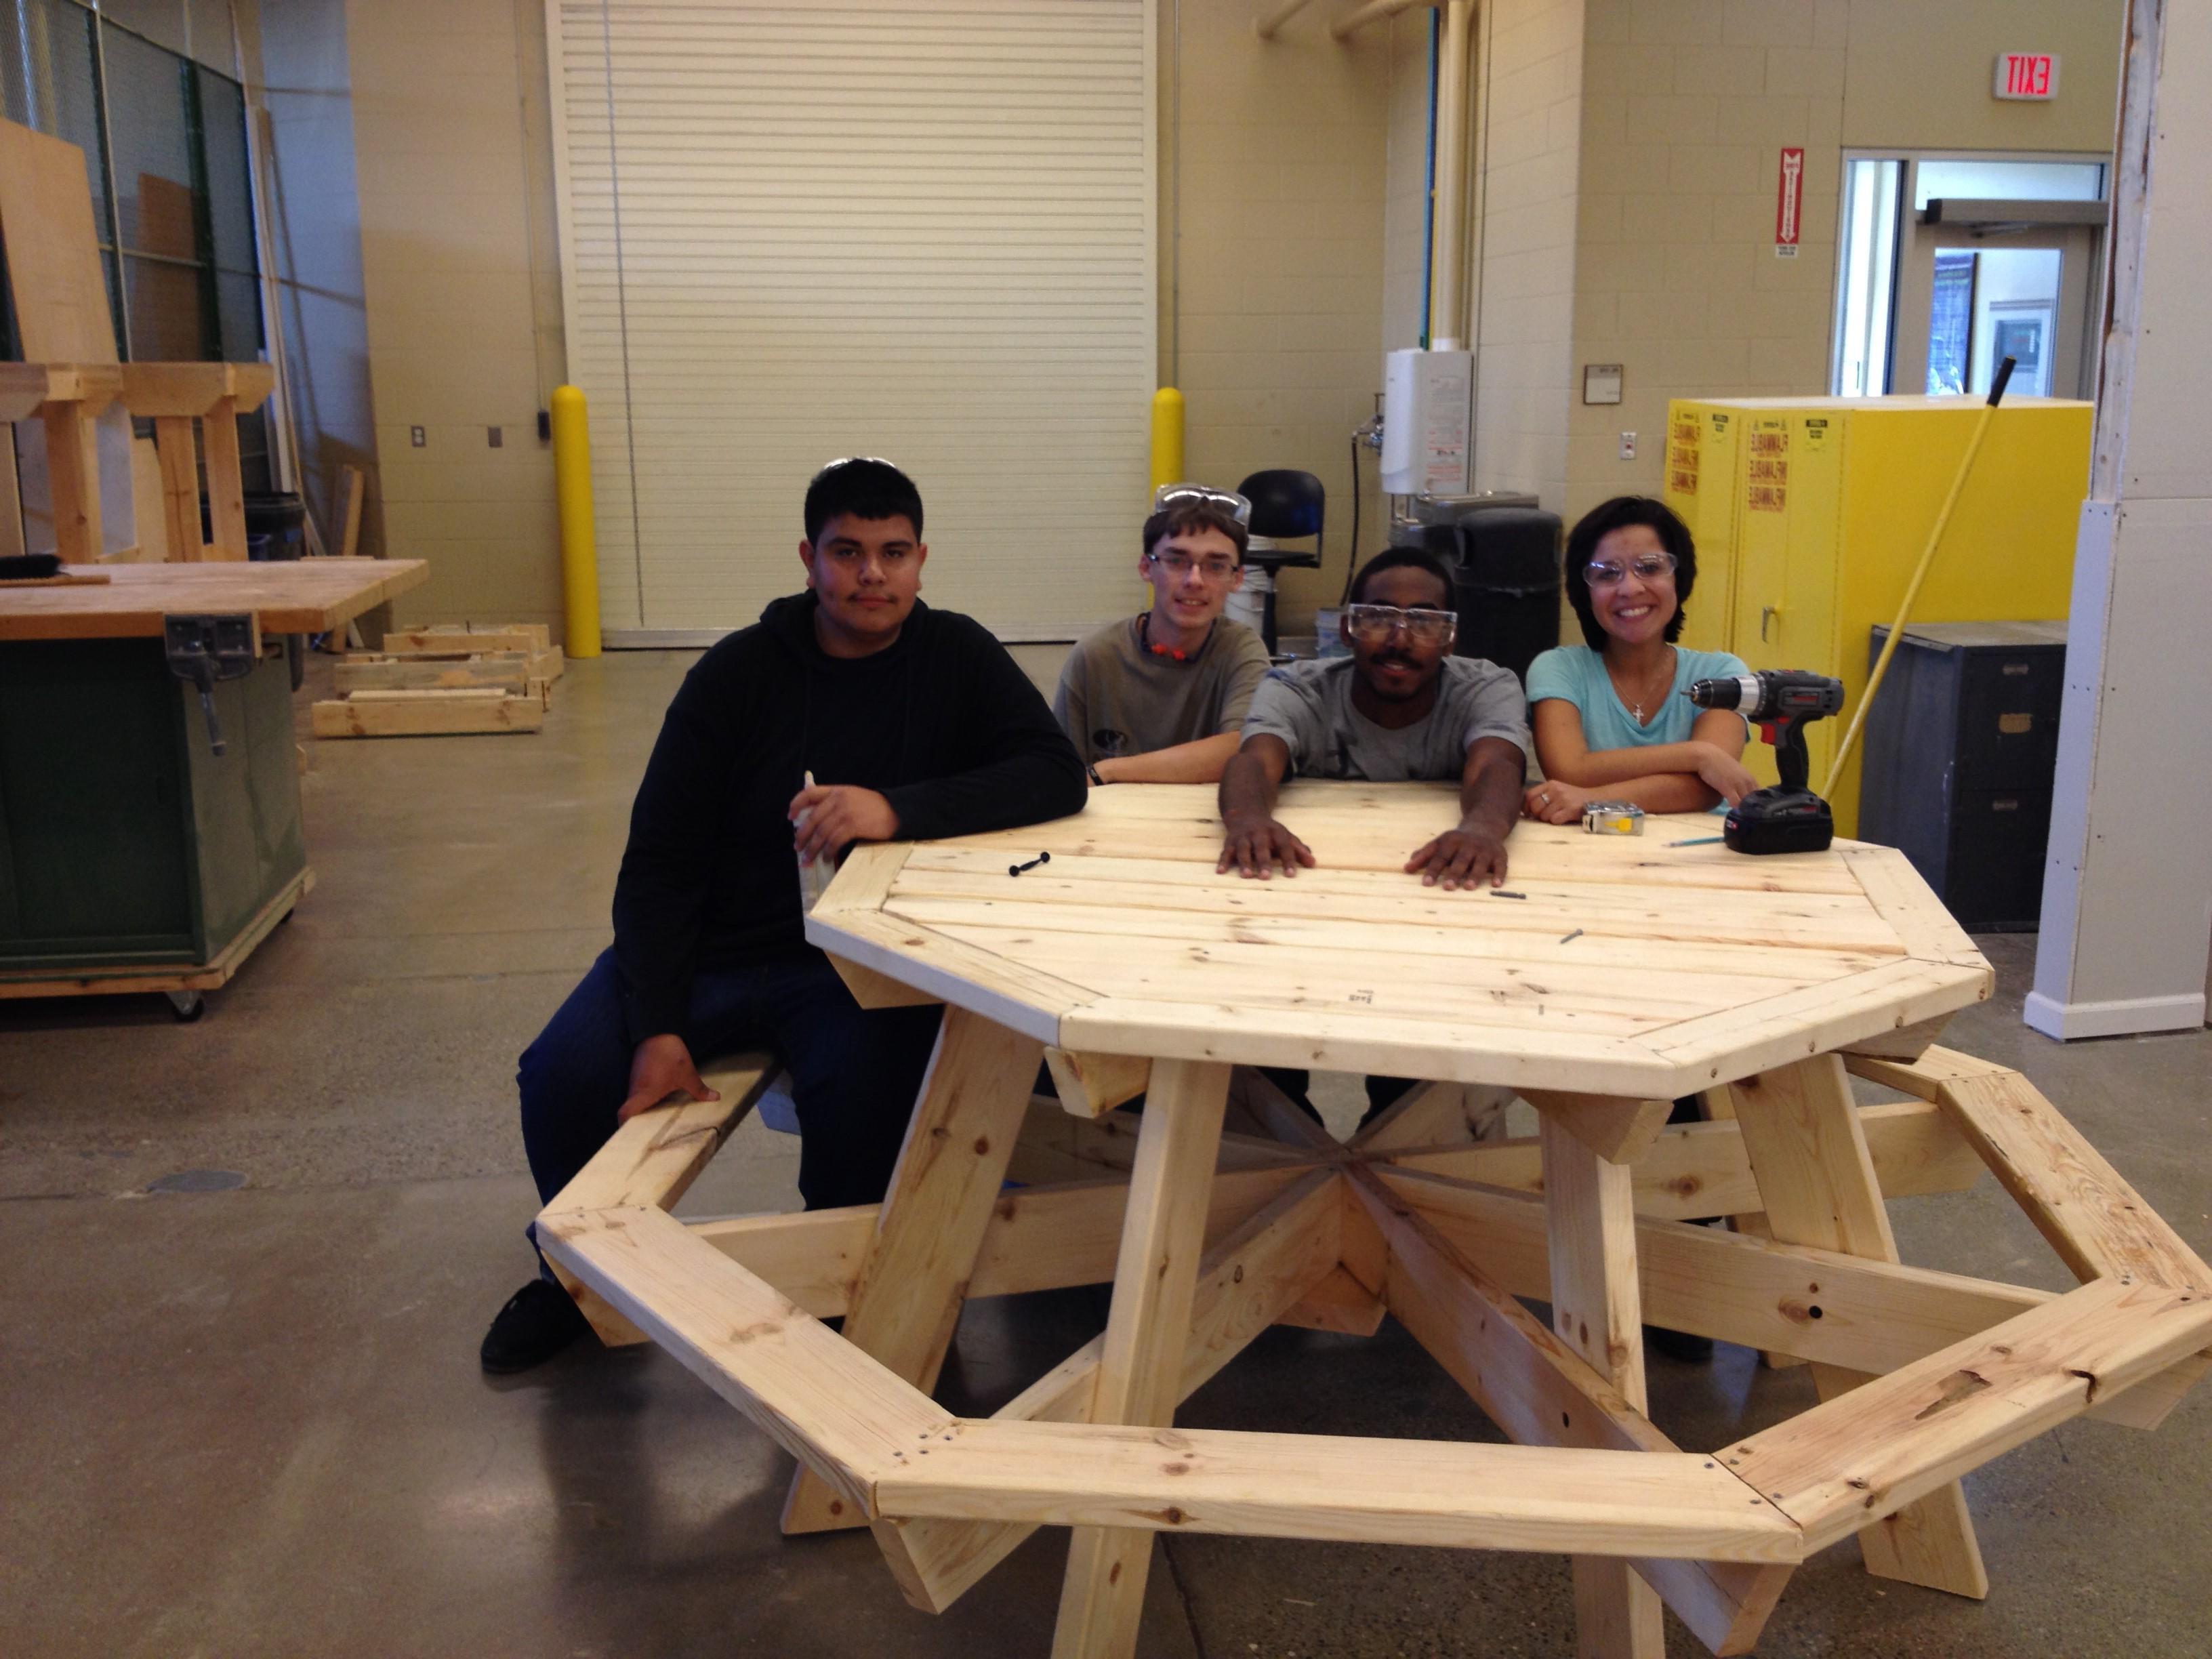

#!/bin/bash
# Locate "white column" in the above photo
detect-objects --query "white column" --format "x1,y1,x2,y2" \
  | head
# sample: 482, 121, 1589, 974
2028, 0, 2212, 1040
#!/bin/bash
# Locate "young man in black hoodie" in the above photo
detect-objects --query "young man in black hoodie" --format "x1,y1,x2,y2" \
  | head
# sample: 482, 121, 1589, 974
481, 458, 1089, 1372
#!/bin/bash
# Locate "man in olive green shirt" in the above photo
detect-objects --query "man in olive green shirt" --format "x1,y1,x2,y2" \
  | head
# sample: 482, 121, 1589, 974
1054, 487, 1272, 784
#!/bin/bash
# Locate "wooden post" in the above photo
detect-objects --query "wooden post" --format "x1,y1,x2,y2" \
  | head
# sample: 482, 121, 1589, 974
201, 397, 248, 559
1730, 1056, 1990, 1598
338, 463, 365, 560
152, 416, 201, 561
1541, 1114, 1665, 1658
38, 398, 100, 562
1051, 1058, 1231, 1659
783, 1007, 1036, 1535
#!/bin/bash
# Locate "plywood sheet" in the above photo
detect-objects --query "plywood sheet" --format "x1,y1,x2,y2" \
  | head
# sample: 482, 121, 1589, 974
0, 119, 118, 362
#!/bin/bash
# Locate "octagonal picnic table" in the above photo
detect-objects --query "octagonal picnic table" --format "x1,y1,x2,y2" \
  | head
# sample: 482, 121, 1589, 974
536, 783, 2212, 1659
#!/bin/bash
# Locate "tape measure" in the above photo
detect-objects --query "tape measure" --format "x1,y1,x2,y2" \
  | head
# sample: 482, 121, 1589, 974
1582, 801, 1645, 836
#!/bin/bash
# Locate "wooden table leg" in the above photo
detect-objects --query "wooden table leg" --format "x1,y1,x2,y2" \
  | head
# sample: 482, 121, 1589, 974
1730, 1054, 1989, 1598
785, 1006, 1041, 1534
1540, 1113, 1665, 1658
1051, 1057, 1231, 1659
201, 397, 249, 559
152, 416, 203, 562
39, 398, 102, 563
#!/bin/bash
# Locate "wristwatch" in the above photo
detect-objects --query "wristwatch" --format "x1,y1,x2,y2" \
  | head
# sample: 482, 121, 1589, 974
1084, 762, 1105, 787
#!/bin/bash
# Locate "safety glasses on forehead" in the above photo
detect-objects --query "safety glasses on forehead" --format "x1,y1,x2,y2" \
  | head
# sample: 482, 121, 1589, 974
1151, 483, 1253, 527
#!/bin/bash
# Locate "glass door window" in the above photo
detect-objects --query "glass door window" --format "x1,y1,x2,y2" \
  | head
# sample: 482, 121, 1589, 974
1833, 154, 2106, 401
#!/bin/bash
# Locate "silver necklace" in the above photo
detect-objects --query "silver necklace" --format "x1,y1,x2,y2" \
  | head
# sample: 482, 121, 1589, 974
1612, 647, 1674, 722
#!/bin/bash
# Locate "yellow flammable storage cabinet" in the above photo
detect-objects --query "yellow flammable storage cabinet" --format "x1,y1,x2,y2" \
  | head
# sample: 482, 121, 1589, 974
1661, 401, 1746, 654
1661, 395, 2090, 835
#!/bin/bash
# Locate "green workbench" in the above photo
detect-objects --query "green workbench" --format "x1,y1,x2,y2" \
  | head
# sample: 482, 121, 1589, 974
0, 558, 428, 1015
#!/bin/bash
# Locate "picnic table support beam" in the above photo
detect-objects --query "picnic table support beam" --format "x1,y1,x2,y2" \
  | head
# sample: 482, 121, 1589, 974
785, 1008, 1037, 1536
1050, 1058, 1231, 1659
1542, 1113, 1665, 1657
1730, 1055, 1990, 1598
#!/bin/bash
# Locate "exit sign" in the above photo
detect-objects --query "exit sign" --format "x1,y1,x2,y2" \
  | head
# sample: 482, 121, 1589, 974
1994, 52, 2060, 100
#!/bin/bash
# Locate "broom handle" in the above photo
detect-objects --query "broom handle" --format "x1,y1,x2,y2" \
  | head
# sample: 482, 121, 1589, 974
1822, 356, 2016, 798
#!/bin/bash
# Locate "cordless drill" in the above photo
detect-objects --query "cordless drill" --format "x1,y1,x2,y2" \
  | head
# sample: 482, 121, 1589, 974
1686, 670, 1846, 855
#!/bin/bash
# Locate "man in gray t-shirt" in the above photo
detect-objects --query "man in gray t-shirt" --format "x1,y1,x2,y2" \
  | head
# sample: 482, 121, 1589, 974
1219, 548, 1529, 888
1054, 489, 1273, 783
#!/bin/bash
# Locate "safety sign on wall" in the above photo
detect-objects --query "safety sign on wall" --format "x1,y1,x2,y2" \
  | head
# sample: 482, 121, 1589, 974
1774, 148, 1805, 260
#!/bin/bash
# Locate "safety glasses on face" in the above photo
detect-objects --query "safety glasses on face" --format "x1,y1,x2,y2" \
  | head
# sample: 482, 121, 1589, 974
1344, 603, 1458, 647
1582, 550, 1679, 588
1145, 548, 1239, 581
1151, 482, 1253, 527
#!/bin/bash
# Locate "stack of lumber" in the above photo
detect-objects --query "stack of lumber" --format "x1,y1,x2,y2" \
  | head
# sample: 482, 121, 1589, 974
312, 623, 565, 738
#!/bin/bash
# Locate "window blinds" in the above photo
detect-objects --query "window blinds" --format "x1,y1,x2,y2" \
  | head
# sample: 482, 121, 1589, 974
546, 0, 1157, 642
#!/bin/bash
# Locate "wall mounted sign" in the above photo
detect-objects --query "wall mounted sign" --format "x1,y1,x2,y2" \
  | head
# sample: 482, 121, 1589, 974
1582, 363, 1623, 405
1775, 147, 1805, 258
1994, 52, 2059, 100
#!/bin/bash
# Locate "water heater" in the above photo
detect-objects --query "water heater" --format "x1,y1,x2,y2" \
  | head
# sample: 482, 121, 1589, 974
1380, 348, 1473, 496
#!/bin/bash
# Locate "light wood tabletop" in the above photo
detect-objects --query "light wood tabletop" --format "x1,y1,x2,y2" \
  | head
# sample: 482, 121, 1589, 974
0, 557, 429, 640
807, 781, 1994, 1097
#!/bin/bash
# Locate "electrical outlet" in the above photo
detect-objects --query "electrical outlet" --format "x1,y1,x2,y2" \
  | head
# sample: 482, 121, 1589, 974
410, 426, 426, 447
1618, 430, 1637, 459
487, 426, 503, 449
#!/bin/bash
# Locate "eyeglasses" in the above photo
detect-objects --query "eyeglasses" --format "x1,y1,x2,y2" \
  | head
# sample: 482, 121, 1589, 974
1344, 604, 1458, 647
1145, 550, 1240, 581
1151, 482, 1253, 527
1582, 551, 1678, 588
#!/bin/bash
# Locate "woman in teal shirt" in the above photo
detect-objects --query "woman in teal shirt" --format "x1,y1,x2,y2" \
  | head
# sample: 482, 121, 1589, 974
1522, 497, 1758, 823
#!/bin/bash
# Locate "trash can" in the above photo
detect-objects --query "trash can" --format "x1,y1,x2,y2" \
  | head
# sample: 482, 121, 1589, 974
1452, 508, 1561, 686
243, 493, 308, 561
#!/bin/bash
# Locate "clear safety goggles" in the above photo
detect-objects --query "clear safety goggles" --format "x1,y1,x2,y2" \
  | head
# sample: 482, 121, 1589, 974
1151, 482, 1252, 527
1582, 550, 1677, 588
1344, 603, 1458, 647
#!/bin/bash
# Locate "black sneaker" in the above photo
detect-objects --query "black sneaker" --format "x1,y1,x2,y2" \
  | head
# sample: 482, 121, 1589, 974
480, 1279, 593, 1374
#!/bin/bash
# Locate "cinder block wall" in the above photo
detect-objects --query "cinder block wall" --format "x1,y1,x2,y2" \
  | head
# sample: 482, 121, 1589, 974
1470, 0, 1586, 513
1168, 1, 1400, 635
1557, 0, 2121, 535
346, 0, 566, 634
1565, 0, 1847, 541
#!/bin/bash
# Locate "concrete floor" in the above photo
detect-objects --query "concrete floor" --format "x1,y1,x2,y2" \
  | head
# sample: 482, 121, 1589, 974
3, 649, 2208, 1658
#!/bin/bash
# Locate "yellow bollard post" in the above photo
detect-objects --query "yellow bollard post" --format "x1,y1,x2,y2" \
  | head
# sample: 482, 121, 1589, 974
550, 384, 602, 659
1149, 386, 1185, 493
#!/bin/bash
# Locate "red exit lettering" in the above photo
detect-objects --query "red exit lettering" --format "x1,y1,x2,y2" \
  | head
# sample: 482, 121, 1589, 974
1995, 52, 2058, 100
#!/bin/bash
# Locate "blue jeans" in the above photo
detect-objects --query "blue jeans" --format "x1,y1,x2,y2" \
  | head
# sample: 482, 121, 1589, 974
518, 946, 945, 1216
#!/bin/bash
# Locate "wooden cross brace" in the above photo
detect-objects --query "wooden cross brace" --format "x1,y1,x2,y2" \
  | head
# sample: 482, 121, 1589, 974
533, 1029, 2211, 1659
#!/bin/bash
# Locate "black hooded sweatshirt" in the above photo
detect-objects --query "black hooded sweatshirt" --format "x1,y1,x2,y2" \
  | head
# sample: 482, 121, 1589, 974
610, 592, 1088, 1046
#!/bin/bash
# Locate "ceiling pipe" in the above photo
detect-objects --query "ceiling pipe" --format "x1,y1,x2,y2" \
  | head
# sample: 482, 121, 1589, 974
1428, 0, 1473, 347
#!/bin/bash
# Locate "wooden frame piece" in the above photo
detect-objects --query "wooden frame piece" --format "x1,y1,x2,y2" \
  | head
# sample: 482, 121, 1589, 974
1044, 1046, 1151, 1119
785, 1009, 1040, 1534
1542, 1113, 1665, 1654
521, 796, 2209, 1659
1377, 1094, 1986, 1223
1729, 1056, 1990, 1598
1051, 1058, 1231, 1658
876, 1169, 1342, 1613
1347, 1163, 1796, 1654
1524, 1088, 1675, 1164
